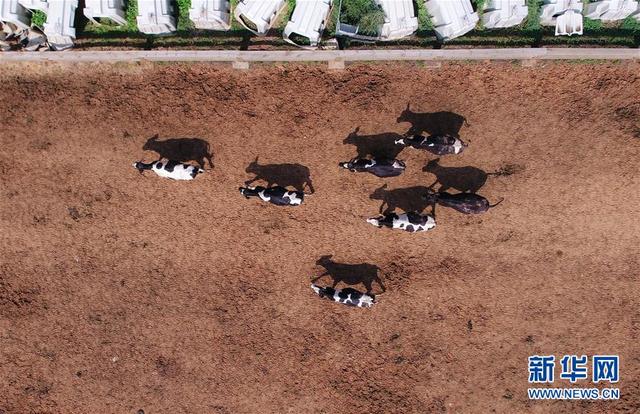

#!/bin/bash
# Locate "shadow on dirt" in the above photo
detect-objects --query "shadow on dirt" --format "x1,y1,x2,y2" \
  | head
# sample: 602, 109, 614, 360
244, 157, 314, 193
397, 104, 469, 137
370, 184, 433, 214
312, 255, 385, 294
422, 158, 492, 193
343, 127, 405, 159
143, 135, 214, 169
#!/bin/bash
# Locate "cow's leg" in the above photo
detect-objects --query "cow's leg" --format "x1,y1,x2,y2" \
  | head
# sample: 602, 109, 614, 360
375, 274, 386, 293
311, 272, 329, 284
363, 279, 373, 294
244, 177, 258, 185
305, 180, 315, 194
206, 154, 214, 168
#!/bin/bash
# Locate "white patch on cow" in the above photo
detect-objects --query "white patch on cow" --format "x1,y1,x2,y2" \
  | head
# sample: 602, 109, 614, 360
453, 138, 464, 154
366, 218, 381, 227
257, 189, 271, 203
392, 160, 404, 170
392, 213, 436, 232
152, 162, 202, 180
284, 191, 302, 205
395, 138, 405, 145
358, 294, 375, 308
310, 284, 321, 295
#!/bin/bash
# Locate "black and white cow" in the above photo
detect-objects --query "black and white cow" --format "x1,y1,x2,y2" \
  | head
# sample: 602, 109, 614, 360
310, 284, 375, 308
239, 185, 304, 206
395, 134, 466, 155
339, 158, 406, 178
367, 211, 436, 233
133, 160, 205, 180
424, 191, 503, 214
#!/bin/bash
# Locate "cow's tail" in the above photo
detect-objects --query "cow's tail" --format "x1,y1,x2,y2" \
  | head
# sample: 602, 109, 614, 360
489, 197, 505, 208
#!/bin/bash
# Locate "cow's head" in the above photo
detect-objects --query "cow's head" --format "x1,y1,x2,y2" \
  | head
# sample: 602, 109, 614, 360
342, 127, 361, 145
422, 189, 439, 203
454, 138, 468, 154
423, 158, 440, 173
132, 161, 146, 174
245, 156, 260, 173
396, 103, 413, 124
310, 284, 322, 296
316, 255, 333, 267
239, 187, 251, 198
142, 134, 160, 151
366, 217, 382, 227
338, 161, 354, 170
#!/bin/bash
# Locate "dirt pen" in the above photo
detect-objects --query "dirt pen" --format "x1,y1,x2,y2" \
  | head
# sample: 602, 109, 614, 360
0, 60, 639, 413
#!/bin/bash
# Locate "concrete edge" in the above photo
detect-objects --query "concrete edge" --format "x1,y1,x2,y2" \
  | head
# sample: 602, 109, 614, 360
0, 48, 638, 64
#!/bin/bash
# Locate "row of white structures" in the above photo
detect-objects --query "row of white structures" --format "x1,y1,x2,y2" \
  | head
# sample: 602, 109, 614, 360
2, 0, 640, 50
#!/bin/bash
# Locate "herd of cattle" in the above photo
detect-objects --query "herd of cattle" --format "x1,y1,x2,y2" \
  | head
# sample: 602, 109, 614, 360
132, 128, 502, 308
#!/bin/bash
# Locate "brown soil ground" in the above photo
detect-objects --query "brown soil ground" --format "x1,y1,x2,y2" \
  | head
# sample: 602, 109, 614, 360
0, 61, 639, 414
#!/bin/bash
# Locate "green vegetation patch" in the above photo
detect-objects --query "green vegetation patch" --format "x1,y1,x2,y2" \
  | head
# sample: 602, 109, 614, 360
31, 10, 46, 28
340, 0, 385, 37
176, 0, 194, 31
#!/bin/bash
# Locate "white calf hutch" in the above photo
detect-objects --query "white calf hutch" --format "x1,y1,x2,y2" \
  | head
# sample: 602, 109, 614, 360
584, 0, 639, 21
482, 0, 528, 28
378, 0, 418, 40
189, 0, 231, 30
136, 0, 176, 34
43, 0, 77, 49
234, 0, 285, 36
0, 0, 30, 30
283, 0, 332, 48
83, 0, 127, 25
540, 0, 583, 36
424, 0, 479, 41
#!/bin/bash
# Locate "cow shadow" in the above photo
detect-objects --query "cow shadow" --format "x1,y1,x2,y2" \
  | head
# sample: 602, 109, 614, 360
422, 158, 492, 193
343, 127, 405, 159
370, 184, 433, 214
244, 157, 314, 193
397, 104, 468, 137
143, 135, 213, 169
312, 255, 385, 294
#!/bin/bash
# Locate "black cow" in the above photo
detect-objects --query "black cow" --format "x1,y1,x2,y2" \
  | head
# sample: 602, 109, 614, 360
143, 135, 213, 169
244, 157, 314, 194
423, 158, 492, 193
395, 134, 467, 155
367, 211, 436, 233
310, 284, 376, 308
239, 185, 304, 206
396, 104, 468, 137
424, 191, 504, 214
339, 158, 406, 178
